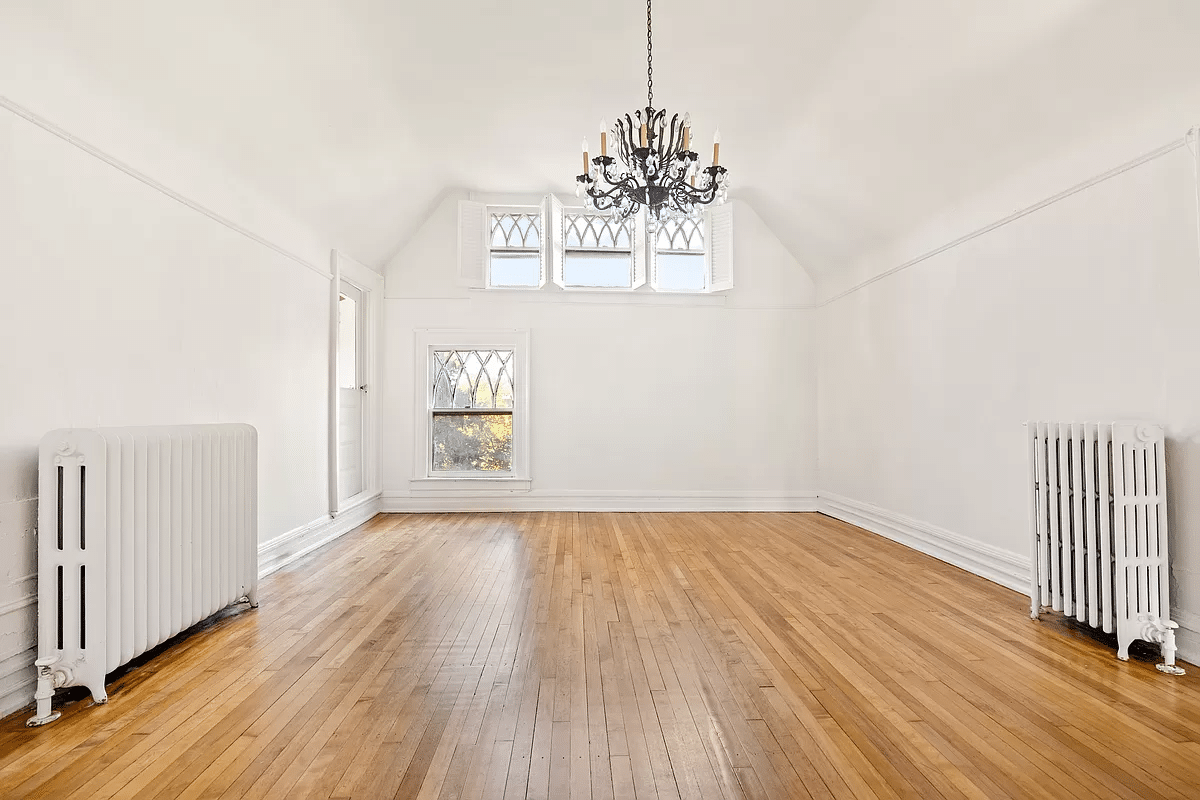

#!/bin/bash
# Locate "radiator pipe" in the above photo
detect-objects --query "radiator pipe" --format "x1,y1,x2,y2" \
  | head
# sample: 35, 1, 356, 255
26, 656, 71, 727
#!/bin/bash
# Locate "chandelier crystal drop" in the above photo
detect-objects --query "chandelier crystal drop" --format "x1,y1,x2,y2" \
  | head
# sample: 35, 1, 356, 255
576, 0, 728, 225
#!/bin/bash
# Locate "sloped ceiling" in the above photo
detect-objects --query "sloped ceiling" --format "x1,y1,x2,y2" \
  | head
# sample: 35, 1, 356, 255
7, 0, 1200, 279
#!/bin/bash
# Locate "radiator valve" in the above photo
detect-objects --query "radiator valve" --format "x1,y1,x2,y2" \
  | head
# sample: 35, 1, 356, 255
1137, 615, 1186, 676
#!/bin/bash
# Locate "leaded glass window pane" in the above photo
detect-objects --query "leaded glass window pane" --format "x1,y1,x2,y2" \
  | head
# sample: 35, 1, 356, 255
432, 350, 515, 409
491, 212, 541, 249
655, 217, 704, 253
564, 213, 633, 250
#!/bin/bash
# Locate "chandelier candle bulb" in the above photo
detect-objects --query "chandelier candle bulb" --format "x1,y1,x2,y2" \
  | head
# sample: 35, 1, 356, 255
582, 138, 589, 173
713, 128, 721, 166
600, 120, 607, 155
640, 123, 647, 148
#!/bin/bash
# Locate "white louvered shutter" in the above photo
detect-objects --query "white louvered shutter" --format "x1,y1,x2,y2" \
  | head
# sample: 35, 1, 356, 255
542, 194, 564, 288
633, 210, 650, 289
704, 204, 734, 291
457, 200, 488, 288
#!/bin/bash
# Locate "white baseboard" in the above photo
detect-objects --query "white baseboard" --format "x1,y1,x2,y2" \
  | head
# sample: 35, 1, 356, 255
818, 492, 1031, 594
1174, 609, 1200, 667
0, 647, 37, 723
258, 494, 381, 578
0, 596, 36, 719
379, 489, 819, 513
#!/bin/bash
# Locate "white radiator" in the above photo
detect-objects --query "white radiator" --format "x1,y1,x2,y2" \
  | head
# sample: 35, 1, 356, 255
1027, 421, 1183, 674
27, 424, 258, 726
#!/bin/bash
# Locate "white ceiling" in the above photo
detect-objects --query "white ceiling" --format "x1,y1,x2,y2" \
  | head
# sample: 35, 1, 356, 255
10, 0, 1200, 279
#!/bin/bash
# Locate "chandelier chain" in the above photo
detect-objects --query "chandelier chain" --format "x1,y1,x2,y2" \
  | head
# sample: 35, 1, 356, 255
646, 0, 653, 109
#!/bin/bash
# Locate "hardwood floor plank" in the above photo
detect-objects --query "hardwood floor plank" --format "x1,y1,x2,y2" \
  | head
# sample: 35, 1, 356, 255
523, 678, 555, 800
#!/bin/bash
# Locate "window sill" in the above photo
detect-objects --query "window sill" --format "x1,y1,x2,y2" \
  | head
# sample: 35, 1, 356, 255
409, 477, 532, 492
468, 288, 726, 306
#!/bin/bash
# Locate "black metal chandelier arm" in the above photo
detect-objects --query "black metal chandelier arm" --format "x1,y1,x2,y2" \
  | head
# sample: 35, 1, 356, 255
613, 115, 638, 162
643, 108, 666, 149
660, 139, 693, 167
653, 114, 701, 165
603, 165, 628, 186
659, 113, 684, 156
587, 179, 640, 213
670, 180, 718, 209
587, 192, 618, 212
587, 175, 641, 203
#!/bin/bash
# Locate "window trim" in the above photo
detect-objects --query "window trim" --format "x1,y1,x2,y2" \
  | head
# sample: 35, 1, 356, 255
412, 329, 531, 488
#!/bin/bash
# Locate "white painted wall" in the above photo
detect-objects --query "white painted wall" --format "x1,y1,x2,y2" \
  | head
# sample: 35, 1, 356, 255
381, 196, 819, 510
818, 143, 1200, 662
0, 105, 335, 718
0, 11, 332, 272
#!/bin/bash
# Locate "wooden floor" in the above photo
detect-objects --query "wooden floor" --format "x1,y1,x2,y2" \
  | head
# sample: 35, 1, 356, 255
1, 512, 1198, 799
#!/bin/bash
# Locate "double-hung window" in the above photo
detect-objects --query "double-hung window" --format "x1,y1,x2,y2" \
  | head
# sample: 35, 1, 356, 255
488, 209, 543, 288
562, 211, 637, 289
414, 330, 530, 485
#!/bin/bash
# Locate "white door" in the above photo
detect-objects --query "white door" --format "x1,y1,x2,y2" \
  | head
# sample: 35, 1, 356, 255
337, 281, 365, 502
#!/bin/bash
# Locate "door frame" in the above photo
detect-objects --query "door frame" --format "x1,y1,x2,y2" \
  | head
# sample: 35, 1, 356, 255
328, 250, 383, 517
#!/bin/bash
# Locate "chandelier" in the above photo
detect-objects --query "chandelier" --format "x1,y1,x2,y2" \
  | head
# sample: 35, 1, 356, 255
576, 0, 728, 224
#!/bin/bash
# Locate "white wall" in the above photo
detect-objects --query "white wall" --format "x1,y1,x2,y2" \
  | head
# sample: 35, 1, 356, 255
0, 103, 336, 717
818, 143, 1200, 661
381, 196, 819, 510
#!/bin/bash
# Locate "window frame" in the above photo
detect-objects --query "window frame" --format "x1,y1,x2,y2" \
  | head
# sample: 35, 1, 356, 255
559, 208, 642, 290
650, 214, 709, 293
412, 329, 531, 488
486, 205, 545, 290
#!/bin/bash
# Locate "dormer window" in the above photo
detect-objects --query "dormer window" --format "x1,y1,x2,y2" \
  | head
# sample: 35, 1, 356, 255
457, 196, 731, 294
